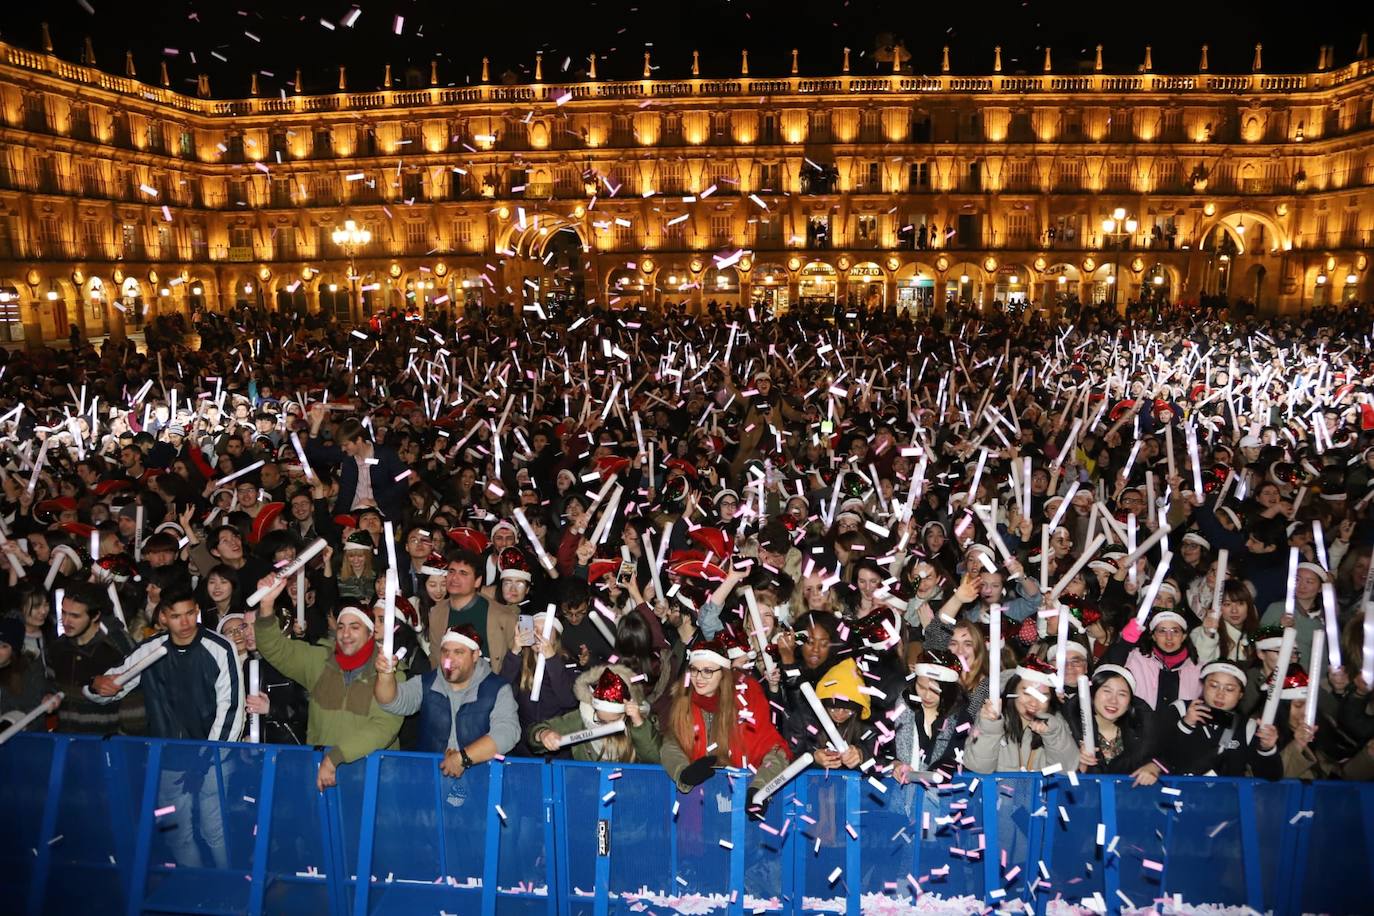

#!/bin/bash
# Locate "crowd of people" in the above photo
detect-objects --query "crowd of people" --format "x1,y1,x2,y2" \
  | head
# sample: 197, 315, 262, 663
2, 296, 1373, 823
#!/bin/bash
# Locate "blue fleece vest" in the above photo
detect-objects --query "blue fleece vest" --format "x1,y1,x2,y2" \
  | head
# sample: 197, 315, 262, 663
416, 669, 503, 754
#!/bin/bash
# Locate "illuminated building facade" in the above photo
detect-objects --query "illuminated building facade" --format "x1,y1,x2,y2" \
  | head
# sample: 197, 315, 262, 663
1, 31, 1372, 345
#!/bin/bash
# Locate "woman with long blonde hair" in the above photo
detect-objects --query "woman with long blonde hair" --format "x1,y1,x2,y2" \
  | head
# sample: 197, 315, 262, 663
498, 611, 578, 740
949, 620, 992, 718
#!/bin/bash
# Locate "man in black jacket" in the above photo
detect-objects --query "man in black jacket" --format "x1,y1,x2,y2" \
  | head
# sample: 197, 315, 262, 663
89, 589, 244, 868
305, 408, 409, 523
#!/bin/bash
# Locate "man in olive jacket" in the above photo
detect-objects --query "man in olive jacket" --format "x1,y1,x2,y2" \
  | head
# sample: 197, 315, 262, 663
253, 575, 403, 790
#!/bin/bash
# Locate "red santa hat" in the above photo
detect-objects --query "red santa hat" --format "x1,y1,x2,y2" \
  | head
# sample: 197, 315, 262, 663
591, 668, 631, 713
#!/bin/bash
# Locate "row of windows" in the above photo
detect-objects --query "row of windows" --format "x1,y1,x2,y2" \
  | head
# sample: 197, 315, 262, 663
14, 88, 1374, 161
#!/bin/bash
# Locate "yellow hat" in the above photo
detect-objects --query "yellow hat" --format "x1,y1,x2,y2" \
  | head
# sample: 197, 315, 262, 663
814, 658, 871, 720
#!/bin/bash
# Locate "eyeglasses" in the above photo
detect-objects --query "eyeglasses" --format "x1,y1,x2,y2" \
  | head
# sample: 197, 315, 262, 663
1153, 627, 1185, 637
688, 667, 722, 679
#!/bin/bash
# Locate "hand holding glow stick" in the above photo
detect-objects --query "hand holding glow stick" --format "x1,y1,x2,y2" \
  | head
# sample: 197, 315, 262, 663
248, 659, 261, 743
1207, 548, 1229, 628
752, 752, 815, 804
1077, 675, 1095, 752
1261, 627, 1297, 726
1321, 584, 1342, 673
529, 603, 558, 702
246, 539, 329, 605
742, 587, 777, 675
1305, 631, 1323, 728
799, 681, 849, 753
113, 644, 169, 687
988, 603, 1003, 714
557, 719, 626, 747
513, 507, 557, 572
382, 569, 398, 662
0, 692, 63, 746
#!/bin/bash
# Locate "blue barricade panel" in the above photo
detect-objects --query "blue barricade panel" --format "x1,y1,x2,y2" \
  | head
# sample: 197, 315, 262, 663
3, 734, 1373, 916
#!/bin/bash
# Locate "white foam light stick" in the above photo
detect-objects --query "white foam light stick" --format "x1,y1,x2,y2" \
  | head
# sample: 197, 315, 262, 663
1283, 547, 1299, 622
642, 530, 665, 604
295, 569, 306, 631
1163, 422, 1177, 482
513, 507, 556, 572
289, 432, 315, 481
589, 485, 623, 546
0, 692, 63, 746
1053, 603, 1071, 690
1208, 549, 1229, 627
248, 659, 261, 743
988, 603, 1002, 714
799, 681, 849, 753
133, 505, 144, 564
211, 459, 265, 488
106, 583, 126, 625
113, 644, 169, 687
1305, 631, 1323, 728
557, 719, 626, 747
0, 531, 26, 579
1261, 627, 1297, 726
1363, 612, 1374, 688
753, 751, 815, 804
1021, 457, 1032, 517
1076, 674, 1095, 750
246, 538, 329, 605
27, 439, 51, 493
1321, 584, 1342, 673
1132, 559, 1172, 626
382, 569, 398, 662
1048, 535, 1106, 601
742, 586, 777, 675
529, 603, 558, 702
1186, 426, 1204, 497
1051, 418, 1083, 472
1119, 523, 1173, 568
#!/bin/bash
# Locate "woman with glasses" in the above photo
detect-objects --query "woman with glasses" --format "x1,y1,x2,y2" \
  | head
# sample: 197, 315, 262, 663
659, 637, 789, 807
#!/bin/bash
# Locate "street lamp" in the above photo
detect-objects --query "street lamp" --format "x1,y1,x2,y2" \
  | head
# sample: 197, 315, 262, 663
1101, 208, 1138, 308
331, 218, 372, 323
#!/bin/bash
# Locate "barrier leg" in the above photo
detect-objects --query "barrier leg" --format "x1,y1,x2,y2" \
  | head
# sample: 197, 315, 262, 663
1234, 780, 1265, 912
1283, 782, 1317, 916
1272, 781, 1304, 912
480, 762, 505, 916
105, 741, 138, 907
124, 742, 163, 916
787, 775, 808, 916
317, 760, 347, 916
540, 763, 558, 916
1157, 788, 1177, 902
246, 749, 279, 916
1099, 779, 1120, 913
1027, 776, 1049, 916
349, 754, 382, 916
25, 737, 68, 916
844, 775, 861, 916
592, 767, 615, 916
979, 775, 1000, 904
728, 772, 747, 916
550, 766, 571, 916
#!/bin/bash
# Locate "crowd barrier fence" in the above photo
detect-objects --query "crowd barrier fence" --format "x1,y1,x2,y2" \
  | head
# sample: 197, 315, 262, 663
1, 733, 1371, 915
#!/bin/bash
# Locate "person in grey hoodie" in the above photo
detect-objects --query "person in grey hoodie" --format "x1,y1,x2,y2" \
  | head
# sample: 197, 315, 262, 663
964, 657, 1080, 774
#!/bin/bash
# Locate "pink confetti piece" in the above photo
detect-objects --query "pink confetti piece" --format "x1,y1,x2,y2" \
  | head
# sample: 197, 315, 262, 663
153, 805, 176, 818
1143, 859, 1164, 872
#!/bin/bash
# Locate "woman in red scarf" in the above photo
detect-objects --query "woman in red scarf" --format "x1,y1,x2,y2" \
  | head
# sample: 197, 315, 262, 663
659, 637, 790, 807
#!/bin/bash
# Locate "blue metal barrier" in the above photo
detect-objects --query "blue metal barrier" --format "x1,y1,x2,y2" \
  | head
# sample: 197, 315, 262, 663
2, 733, 1371, 915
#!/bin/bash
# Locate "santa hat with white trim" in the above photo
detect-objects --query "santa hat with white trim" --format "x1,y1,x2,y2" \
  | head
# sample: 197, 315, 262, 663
441, 623, 483, 653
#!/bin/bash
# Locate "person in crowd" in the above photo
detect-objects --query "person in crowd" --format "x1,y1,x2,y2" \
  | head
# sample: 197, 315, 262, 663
891, 649, 970, 781
1064, 664, 1158, 782
0, 615, 53, 728
1143, 660, 1282, 780
252, 575, 403, 790
965, 657, 1080, 774
374, 624, 520, 777
528, 664, 661, 762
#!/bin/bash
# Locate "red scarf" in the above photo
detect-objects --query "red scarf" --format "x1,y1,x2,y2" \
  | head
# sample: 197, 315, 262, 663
1153, 646, 1190, 671
688, 676, 789, 768
335, 638, 376, 672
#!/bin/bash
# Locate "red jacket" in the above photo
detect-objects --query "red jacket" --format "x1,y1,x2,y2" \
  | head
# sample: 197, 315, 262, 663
687, 675, 790, 770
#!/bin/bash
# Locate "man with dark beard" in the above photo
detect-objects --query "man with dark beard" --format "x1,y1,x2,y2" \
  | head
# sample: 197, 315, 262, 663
375, 623, 519, 776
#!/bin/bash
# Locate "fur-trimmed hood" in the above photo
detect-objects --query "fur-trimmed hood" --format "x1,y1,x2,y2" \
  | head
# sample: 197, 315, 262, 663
573, 663, 649, 712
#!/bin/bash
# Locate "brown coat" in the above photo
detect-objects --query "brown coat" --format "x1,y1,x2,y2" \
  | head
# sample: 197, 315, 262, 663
427, 595, 519, 673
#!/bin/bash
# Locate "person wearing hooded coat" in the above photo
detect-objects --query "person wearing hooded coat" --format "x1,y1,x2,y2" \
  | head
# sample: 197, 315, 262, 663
527, 663, 661, 762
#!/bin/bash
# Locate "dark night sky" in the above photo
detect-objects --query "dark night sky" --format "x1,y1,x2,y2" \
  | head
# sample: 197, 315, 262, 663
2, 0, 1371, 98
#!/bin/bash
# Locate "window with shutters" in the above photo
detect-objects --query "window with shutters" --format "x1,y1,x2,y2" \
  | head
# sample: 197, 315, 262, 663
908, 161, 930, 190
755, 218, 781, 246
659, 162, 685, 193
179, 129, 195, 158
1006, 212, 1033, 247
78, 160, 101, 196
857, 161, 881, 193
614, 218, 635, 246
401, 122, 422, 147
38, 218, 63, 256
860, 110, 882, 142
402, 171, 424, 200
1056, 160, 1082, 191
856, 214, 878, 245
710, 215, 731, 243
155, 225, 173, 259
757, 162, 781, 192
1108, 159, 1132, 191
453, 218, 473, 249
809, 111, 830, 142
311, 175, 338, 205
662, 215, 686, 244
405, 221, 428, 251
81, 220, 104, 257
69, 104, 92, 140
1007, 159, 1032, 191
